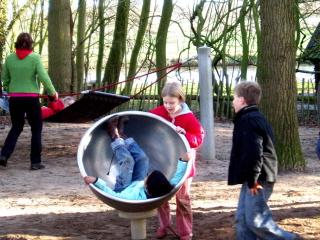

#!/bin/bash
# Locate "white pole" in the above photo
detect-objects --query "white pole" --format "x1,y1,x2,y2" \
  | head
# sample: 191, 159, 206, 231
118, 210, 156, 240
198, 46, 215, 160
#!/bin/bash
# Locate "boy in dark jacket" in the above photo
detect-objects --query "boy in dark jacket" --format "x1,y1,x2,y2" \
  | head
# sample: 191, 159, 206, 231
228, 81, 300, 240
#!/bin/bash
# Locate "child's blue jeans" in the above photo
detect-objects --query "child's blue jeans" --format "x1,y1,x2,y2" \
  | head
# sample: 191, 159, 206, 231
0, 96, 9, 112
111, 137, 149, 192
235, 182, 296, 240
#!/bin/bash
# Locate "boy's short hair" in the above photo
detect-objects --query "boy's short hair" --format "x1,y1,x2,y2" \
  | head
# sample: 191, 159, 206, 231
146, 170, 174, 198
234, 81, 261, 105
161, 81, 186, 102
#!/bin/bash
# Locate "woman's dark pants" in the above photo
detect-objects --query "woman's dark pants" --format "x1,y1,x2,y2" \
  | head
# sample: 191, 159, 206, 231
1, 97, 42, 164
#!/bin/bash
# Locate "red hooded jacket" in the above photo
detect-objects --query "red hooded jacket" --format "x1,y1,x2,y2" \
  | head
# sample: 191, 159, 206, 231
150, 103, 205, 177
16, 49, 32, 60
150, 104, 204, 148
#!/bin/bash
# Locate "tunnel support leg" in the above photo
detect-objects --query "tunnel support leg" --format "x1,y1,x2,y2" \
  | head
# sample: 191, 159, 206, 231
118, 209, 156, 240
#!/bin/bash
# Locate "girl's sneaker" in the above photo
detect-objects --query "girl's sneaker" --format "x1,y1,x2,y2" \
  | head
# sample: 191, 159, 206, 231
180, 234, 193, 240
156, 226, 180, 239
156, 227, 167, 239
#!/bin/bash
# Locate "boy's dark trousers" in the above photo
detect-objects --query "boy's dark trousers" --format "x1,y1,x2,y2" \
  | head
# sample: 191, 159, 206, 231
1, 97, 42, 164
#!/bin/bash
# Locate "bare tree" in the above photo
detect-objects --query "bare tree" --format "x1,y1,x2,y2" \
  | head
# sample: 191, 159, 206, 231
75, 0, 87, 92
156, 0, 174, 94
96, 0, 105, 86
121, 0, 151, 96
0, 0, 7, 74
102, 0, 130, 93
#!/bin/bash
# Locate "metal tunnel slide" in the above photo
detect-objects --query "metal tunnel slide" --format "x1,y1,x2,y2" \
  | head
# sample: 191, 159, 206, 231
77, 111, 191, 212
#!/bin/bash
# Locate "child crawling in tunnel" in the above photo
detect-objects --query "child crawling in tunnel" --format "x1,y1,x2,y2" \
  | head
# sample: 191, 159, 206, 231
84, 115, 191, 200
41, 96, 75, 119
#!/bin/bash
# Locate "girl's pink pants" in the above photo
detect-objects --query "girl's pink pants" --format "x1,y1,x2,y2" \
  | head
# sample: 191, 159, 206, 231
157, 177, 193, 237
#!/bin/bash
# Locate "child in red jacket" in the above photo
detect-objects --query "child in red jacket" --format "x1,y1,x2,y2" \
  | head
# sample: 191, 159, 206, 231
41, 96, 75, 119
150, 81, 204, 240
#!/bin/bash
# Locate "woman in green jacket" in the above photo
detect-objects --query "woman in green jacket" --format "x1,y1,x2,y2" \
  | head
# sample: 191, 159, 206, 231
0, 32, 58, 170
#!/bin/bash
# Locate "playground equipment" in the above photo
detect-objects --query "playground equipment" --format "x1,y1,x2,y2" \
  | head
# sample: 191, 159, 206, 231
44, 91, 130, 123
77, 111, 191, 239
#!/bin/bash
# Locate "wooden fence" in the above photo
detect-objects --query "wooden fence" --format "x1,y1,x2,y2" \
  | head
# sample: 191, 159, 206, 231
0, 74, 318, 127
115, 76, 319, 126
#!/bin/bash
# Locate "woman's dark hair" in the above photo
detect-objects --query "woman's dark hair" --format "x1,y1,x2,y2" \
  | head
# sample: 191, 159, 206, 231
146, 170, 174, 198
15, 33, 34, 50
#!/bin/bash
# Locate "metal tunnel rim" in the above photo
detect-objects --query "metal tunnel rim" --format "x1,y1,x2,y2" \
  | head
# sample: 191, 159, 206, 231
77, 110, 191, 208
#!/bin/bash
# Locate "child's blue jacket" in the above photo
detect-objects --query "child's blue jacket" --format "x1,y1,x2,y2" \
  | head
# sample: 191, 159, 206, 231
93, 160, 188, 200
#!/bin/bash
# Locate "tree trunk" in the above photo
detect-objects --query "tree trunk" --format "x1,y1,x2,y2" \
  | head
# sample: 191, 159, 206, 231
155, 0, 173, 95
240, 0, 249, 81
29, 0, 38, 36
0, 0, 7, 74
84, 2, 98, 87
102, 0, 130, 93
76, 0, 86, 92
315, 62, 320, 125
258, 0, 304, 170
190, 0, 206, 48
0, 0, 7, 96
38, 0, 46, 55
48, 0, 72, 93
95, 0, 105, 86
250, 0, 261, 82
121, 0, 151, 96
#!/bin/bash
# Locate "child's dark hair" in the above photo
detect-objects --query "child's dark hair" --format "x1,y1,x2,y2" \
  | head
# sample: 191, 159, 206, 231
234, 81, 261, 105
146, 170, 174, 198
15, 33, 34, 50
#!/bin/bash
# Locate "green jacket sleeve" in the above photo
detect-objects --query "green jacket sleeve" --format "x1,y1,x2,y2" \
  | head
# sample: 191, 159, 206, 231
35, 55, 56, 96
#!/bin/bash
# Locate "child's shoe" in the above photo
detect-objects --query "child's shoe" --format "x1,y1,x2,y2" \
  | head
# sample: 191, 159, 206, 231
117, 116, 129, 139
30, 163, 45, 170
180, 234, 193, 240
106, 115, 119, 140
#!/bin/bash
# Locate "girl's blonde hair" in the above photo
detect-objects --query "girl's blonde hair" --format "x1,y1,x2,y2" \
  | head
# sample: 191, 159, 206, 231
161, 81, 185, 102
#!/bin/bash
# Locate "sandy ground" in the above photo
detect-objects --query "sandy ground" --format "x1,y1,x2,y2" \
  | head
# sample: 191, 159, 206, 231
0, 117, 319, 240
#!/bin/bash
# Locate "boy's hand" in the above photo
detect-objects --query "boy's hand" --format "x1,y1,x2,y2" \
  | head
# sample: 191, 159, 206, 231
250, 182, 263, 195
176, 126, 186, 135
180, 152, 192, 162
84, 176, 97, 185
